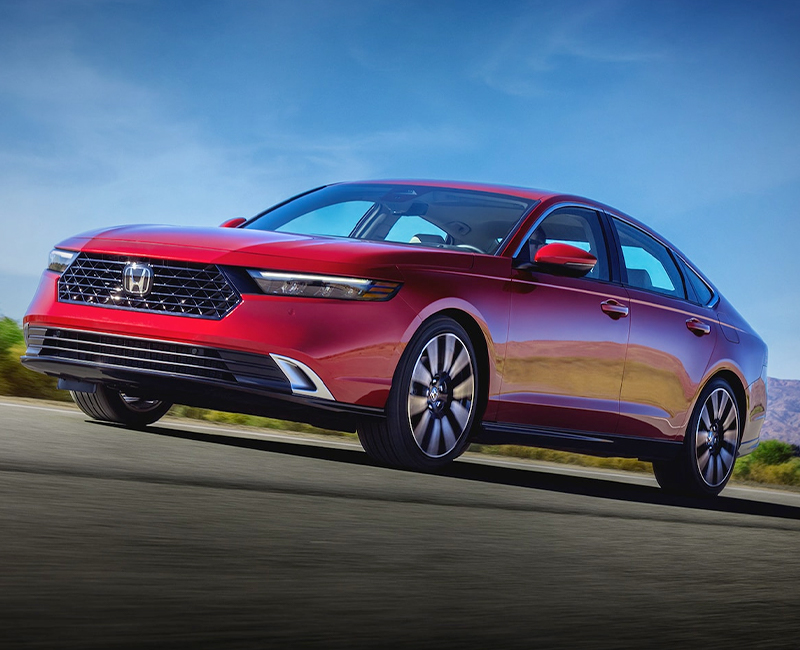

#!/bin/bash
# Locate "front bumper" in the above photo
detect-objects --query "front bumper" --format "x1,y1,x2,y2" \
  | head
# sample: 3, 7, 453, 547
21, 325, 383, 431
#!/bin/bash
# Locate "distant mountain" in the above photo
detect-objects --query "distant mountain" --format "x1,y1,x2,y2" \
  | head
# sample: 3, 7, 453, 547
761, 378, 800, 446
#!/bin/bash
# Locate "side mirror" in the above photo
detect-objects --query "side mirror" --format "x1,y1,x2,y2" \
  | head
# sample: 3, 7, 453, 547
220, 217, 247, 228
532, 242, 597, 275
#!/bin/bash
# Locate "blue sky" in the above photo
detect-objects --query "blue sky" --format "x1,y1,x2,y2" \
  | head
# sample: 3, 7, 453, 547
1, 0, 798, 378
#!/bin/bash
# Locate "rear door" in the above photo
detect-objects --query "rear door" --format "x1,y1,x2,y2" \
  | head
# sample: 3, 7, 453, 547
609, 217, 718, 441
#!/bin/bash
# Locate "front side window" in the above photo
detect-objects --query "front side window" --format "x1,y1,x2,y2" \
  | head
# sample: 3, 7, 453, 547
524, 207, 610, 281
613, 218, 686, 299
245, 184, 535, 255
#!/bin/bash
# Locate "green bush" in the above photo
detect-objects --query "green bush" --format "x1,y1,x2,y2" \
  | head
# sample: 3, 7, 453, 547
750, 439, 797, 465
733, 440, 800, 486
0, 317, 24, 353
0, 318, 69, 401
0, 340, 69, 400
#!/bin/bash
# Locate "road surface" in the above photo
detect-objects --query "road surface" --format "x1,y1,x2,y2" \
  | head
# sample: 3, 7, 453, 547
1, 398, 799, 649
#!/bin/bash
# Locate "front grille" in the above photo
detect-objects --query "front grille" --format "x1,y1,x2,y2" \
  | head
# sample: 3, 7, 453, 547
27, 327, 288, 388
58, 253, 241, 319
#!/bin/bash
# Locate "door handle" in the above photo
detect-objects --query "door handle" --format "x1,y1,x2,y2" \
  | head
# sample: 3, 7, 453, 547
686, 317, 711, 336
600, 299, 629, 319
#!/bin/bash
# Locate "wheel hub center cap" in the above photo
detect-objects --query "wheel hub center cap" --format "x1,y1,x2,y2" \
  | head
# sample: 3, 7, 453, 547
427, 378, 450, 415
708, 421, 721, 454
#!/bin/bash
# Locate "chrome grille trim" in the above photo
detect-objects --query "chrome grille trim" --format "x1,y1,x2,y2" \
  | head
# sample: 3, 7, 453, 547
58, 253, 241, 319
25, 326, 290, 388
36, 328, 234, 381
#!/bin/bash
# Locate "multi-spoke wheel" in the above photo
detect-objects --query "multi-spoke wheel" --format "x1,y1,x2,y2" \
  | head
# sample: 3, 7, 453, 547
653, 378, 741, 497
71, 385, 172, 427
358, 316, 481, 470
694, 386, 739, 488
407, 331, 475, 458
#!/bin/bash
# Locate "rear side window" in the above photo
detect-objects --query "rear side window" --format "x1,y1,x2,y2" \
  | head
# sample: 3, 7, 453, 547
613, 218, 686, 300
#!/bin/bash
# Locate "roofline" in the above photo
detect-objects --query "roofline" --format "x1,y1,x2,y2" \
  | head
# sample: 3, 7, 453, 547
332, 179, 559, 202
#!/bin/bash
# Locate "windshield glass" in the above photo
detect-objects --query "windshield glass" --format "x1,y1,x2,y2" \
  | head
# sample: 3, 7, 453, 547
244, 183, 535, 255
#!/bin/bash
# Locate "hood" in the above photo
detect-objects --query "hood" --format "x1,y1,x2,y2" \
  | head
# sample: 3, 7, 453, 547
57, 225, 475, 280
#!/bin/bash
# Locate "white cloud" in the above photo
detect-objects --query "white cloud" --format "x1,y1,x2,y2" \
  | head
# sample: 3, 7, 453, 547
473, 0, 665, 97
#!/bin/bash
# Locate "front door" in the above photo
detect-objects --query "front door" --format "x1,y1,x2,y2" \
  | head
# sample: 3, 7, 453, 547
495, 206, 630, 434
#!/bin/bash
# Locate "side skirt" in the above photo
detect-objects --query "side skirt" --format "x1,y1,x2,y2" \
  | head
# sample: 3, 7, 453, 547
475, 421, 683, 462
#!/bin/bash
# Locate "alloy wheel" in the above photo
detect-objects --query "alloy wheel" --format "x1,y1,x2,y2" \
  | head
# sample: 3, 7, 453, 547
695, 387, 739, 488
407, 332, 475, 458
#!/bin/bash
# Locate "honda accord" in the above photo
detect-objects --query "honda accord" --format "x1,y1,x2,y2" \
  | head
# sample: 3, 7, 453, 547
22, 180, 768, 496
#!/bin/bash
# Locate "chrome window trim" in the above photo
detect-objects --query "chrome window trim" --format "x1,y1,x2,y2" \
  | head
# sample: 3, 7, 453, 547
508, 202, 617, 285
509, 201, 607, 260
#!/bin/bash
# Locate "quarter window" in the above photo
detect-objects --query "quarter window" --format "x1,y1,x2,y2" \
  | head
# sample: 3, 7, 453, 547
678, 256, 714, 306
613, 218, 686, 299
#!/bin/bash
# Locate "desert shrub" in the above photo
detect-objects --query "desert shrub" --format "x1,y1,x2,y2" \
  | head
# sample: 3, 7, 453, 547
735, 456, 800, 486
750, 439, 797, 465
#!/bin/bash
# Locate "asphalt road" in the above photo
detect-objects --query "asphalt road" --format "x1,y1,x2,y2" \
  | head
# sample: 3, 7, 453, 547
1, 398, 799, 650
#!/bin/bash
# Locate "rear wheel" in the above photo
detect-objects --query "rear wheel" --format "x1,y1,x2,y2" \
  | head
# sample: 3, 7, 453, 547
653, 378, 741, 497
71, 385, 172, 427
358, 316, 480, 470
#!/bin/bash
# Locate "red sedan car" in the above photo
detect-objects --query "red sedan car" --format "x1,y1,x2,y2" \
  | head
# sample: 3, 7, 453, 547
22, 180, 768, 496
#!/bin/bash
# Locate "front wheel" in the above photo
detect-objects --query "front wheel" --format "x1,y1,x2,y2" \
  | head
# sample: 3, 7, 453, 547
358, 316, 481, 470
71, 385, 172, 427
653, 378, 741, 497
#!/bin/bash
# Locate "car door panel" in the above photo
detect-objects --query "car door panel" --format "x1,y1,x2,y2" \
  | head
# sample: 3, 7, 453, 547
496, 273, 630, 433
617, 290, 718, 440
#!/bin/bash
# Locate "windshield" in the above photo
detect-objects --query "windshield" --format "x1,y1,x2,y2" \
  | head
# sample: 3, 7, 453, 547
244, 183, 536, 255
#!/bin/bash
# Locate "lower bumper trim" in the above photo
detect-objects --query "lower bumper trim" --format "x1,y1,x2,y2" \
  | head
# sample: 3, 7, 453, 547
21, 355, 383, 432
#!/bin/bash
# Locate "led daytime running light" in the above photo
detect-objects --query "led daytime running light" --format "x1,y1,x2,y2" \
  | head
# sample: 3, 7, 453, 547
247, 269, 400, 301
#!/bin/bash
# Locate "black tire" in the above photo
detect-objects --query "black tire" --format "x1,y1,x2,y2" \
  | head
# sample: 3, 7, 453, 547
358, 316, 481, 470
653, 378, 741, 497
71, 385, 172, 427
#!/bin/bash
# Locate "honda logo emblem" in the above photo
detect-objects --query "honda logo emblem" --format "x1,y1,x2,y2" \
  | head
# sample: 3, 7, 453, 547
122, 263, 154, 297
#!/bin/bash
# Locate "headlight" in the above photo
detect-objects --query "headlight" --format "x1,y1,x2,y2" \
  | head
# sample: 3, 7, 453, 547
247, 270, 401, 301
48, 249, 78, 273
